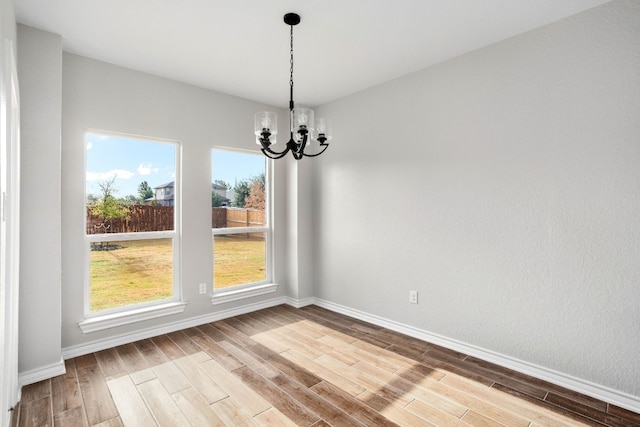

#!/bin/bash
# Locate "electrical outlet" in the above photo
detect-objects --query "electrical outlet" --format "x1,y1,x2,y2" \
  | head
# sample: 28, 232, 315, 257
409, 290, 418, 304
199, 283, 207, 295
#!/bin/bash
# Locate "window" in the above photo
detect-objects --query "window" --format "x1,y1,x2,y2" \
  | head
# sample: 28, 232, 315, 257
211, 148, 274, 302
84, 132, 181, 319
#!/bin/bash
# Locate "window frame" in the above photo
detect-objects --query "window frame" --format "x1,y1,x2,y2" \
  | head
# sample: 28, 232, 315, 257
210, 147, 276, 304
80, 130, 183, 330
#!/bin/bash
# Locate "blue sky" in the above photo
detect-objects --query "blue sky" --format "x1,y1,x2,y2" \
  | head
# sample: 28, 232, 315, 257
86, 133, 265, 198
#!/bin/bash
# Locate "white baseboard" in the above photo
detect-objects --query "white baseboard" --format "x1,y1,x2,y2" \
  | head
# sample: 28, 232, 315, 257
284, 296, 315, 308
62, 296, 285, 360
18, 359, 66, 388
312, 298, 640, 414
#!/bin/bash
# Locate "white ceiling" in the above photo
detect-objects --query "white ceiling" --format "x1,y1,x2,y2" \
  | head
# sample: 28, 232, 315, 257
15, 0, 608, 107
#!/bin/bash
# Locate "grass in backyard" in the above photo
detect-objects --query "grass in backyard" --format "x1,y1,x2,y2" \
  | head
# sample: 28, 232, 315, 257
90, 235, 266, 312
213, 234, 266, 288
90, 238, 173, 312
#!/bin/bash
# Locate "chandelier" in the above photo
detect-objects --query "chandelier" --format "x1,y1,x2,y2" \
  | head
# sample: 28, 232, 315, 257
255, 13, 332, 160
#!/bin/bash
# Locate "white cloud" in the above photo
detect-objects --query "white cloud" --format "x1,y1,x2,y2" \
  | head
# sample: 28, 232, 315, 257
86, 169, 135, 181
86, 142, 93, 150
137, 162, 159, 176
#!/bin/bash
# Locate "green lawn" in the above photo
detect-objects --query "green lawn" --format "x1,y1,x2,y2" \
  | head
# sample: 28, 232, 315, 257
213, 234, 266, 288
90, 236, 266, 312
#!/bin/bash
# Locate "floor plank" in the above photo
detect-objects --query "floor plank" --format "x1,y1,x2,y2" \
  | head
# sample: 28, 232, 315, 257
150, 360, 191, 395
133, 339, 169, 368
254, 407, 299, 427
136, 378, 190, 426
280, 348, 365, 396
149, 334, 186, 360
233, 365, 321, 426
310, 380, 400, 427
187, 331, 245, 371
269, 372, 367, 427
199, 357, 271, 416
94, 348, 127, 380
53, 405, 89, 427
51, 359, 83, 414
114, 343, 150, 374
404, 398, 468, 426
76, 365, 118, 425
17, 396, 52, 427
172, 354, 228, 404
211, 397, 260, 426
358, 389, 435, 427
106, 375, 156, 427
171, 387, 226, 426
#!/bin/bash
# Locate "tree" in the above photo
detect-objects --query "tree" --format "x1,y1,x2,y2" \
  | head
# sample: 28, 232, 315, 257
86, 193, 99, 205
212, 191, 225, 207
245, 173, 265, 210
89, 176, 129, 238
138, 180, 154, 203
120, 195, 139, 205
232, 180, 251, 208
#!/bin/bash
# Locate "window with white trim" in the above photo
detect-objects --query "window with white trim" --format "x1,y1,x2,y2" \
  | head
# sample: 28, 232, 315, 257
84, 132, 180, 316
211, 148, 272, 297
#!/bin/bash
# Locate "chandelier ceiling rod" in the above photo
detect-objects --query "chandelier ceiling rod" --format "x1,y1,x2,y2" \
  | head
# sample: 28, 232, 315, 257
254, 13, 332, 160
287, 13, 296, 113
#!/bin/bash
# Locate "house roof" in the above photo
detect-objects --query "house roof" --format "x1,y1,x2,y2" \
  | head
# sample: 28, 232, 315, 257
154, 182, 228, 191
154, 181, 174, 189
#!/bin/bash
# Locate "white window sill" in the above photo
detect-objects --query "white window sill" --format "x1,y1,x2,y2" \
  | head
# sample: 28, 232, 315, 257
78, 301, 187, 333
210, 283, 278, 306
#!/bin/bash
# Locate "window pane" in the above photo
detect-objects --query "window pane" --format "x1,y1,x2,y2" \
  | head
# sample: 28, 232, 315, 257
86, 133, 176, 233
211, 149, 268, 289
213, 233, 266, 288
211, 149, 266, 229
90, 238, 173, 312
85, 132, 179, 314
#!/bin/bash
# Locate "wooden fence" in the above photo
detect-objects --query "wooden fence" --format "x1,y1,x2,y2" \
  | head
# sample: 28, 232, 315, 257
223, 208, 265, 229
87, 205, 265, 234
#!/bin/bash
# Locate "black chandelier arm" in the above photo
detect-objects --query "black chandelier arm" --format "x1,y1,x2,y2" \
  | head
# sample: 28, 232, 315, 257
259, 140, 290, 160
260, 147, 291, 160
259, 133, 302, 160
258, 133, 291, 159
259, 137, 329, 160
301, 143, 330, 158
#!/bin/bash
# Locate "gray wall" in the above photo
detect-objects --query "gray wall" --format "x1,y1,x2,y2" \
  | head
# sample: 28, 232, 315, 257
312, 0, 640, 397
284, 160, 316, 303
17, 25, 63, 375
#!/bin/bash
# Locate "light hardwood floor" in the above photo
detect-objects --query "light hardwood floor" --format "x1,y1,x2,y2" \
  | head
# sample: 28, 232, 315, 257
12, 305, 640, 426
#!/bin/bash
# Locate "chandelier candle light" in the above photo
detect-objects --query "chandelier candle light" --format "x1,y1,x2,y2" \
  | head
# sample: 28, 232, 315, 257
255, 13, 332, 160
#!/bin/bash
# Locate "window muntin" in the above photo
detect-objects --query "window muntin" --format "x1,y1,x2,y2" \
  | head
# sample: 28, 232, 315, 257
211, 148, 270, 289
85, 132, 179, 314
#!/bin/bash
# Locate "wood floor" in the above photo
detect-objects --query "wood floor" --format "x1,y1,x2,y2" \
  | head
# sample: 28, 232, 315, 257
12, 305, 640, 427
